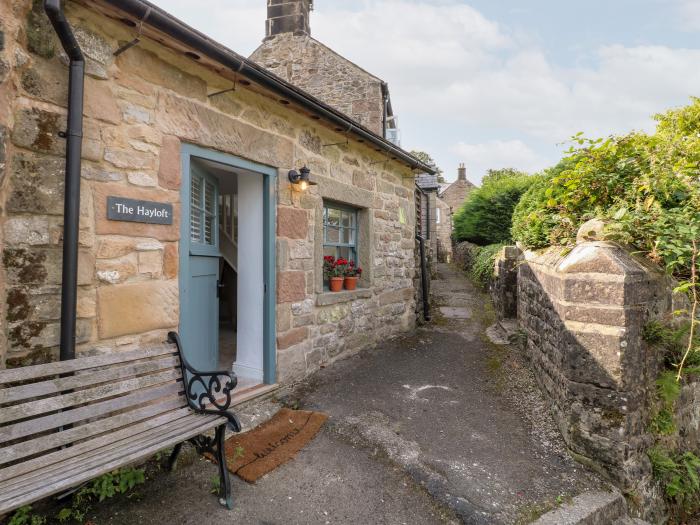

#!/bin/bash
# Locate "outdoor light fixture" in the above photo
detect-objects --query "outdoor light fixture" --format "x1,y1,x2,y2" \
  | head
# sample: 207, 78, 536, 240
288, 166, 317, 191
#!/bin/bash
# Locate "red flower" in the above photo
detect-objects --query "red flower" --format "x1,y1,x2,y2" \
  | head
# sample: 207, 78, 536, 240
336, 258, 348, 266
324, 255, 335, 262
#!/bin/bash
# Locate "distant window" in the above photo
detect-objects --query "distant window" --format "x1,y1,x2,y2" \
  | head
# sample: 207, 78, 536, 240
385, 127, 401, 146
436, 207, 441, 224
323, 202, 358, 263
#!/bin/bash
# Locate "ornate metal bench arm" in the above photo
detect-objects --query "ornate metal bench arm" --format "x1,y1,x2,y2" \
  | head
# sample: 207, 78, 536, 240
168, 332, 241, 431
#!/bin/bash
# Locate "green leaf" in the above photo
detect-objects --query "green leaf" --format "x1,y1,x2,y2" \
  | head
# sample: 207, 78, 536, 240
656, 370, 681, 406
613, 207, 628, 220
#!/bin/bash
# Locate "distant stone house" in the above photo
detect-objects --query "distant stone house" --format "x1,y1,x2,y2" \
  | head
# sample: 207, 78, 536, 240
439, 163, 475, 212
435, 197, 452, 263
0, 0, 433, 394
435, 163, 475, 262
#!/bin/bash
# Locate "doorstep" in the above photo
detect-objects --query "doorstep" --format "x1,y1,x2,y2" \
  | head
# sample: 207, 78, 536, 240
232, 382, 279, 406
316, 288, 372, 306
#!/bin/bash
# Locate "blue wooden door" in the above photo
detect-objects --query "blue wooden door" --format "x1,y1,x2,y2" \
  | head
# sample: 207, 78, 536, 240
184, 164, 220, 370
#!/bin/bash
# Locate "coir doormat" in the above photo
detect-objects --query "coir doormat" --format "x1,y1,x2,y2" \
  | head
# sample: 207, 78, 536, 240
221, 408, 328, 483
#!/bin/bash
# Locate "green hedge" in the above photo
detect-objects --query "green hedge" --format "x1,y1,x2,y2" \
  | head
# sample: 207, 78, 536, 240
452, 169, 534, 246
511, 98, 700, 278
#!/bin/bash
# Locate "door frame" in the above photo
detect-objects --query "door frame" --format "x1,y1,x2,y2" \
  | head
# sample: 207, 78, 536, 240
180, 144, 277, 384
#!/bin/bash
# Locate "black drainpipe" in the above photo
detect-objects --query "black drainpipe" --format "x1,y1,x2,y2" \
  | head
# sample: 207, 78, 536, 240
381, 82, 388, 139
45, 0, 85, 361
416, 235, 431, 322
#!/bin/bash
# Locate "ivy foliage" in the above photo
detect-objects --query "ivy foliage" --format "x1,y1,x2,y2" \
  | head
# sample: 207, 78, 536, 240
511, 98, 700, 279
649, 447, 700, 517
453, 168, 534, 246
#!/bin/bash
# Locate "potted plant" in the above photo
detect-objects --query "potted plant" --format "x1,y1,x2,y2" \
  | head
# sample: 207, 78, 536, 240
344, 261, 362, 290
323, 256, 345, 292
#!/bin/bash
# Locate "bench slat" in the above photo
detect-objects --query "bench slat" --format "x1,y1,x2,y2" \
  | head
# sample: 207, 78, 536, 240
0, 417, 224, 514
0, 369, 182, 425
0, 397, 186, 470
0, 406, 195, 484
0, 345, 176, 385
1, 410, 217, 494
0, 382, 182, 445
0, 355, 181, 405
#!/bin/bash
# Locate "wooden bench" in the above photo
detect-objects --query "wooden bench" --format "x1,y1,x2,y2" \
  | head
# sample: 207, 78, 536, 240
0, 332, 241, 515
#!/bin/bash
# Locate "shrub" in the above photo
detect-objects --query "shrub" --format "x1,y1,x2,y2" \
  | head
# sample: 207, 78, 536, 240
469, 243, 505, 288
511, 98, 700, 279
452, 168, 534, 246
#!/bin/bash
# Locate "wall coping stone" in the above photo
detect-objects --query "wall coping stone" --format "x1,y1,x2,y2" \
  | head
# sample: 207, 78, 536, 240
316, 288, 372, 306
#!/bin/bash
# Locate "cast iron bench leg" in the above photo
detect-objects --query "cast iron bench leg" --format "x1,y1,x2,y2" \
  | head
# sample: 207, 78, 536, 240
215, 424, 233, 509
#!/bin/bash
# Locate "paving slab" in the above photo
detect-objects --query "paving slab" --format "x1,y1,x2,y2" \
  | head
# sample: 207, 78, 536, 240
439, 306, 471, 319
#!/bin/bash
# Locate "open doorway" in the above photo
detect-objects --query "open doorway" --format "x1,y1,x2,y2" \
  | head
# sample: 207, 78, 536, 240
179, 146, 277, 392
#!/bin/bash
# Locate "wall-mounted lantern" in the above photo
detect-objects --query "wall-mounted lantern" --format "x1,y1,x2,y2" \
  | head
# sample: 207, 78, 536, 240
288, 166, 317, 191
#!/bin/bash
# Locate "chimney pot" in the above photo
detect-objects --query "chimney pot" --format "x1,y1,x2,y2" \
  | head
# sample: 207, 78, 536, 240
457, 163, 466, 181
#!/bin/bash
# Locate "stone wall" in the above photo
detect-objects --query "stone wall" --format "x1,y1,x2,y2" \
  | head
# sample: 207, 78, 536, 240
0, 4, 16, 367
0, 0, 417, 381
517, 241, 670, 519
490, 245, 518, 321
251, 34, 385, 135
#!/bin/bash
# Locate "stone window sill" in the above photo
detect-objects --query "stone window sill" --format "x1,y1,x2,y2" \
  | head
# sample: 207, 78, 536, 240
316, 288, 372, 306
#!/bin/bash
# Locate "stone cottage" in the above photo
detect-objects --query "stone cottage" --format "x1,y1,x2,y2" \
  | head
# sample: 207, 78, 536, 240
0, 0, 433, 398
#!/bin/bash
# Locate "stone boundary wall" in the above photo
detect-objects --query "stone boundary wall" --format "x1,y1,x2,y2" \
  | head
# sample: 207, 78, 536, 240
490, 245, 518, 321
514, 241, 671, 519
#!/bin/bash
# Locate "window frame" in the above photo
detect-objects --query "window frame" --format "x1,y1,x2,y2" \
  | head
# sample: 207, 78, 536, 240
189, 165, 219, 257
322, 201, 359, 264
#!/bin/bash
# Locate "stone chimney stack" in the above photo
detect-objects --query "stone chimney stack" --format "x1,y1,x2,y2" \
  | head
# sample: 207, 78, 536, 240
265, 0, 312, 38
457, 163, 466, 182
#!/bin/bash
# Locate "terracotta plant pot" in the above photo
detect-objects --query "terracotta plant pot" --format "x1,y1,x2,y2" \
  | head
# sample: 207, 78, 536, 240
329, 277, 344, 292
344, 276, 358, 290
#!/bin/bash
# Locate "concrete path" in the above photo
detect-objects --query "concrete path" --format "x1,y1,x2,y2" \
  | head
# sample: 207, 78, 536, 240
90, 263, 602, 524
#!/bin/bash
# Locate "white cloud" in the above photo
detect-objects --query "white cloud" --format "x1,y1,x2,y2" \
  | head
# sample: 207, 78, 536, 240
451, 140, 549, 183
678, 0, 700, 31
164, 0, 264, 55
309, 2, 700, 179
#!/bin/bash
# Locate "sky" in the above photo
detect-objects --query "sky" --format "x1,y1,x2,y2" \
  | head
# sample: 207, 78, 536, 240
159, 0, 700, 184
